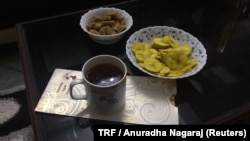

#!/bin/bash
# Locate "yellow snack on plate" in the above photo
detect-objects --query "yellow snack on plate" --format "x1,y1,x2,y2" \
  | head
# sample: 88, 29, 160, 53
131, 42, 147, 53
130, 35, 198, 77
143, 48, 159, 59
143, 58, 163, 73
135, 51, 145, 63
168, 70, 185, 77
152, 37, 170, 49
158, 66, 171, 76
163, 35, 179, 48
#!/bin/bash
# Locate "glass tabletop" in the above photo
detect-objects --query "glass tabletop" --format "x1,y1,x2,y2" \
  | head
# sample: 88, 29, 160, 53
16, 0, 250, 140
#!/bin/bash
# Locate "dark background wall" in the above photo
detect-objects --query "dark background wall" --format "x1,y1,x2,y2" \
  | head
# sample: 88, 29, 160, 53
0, 0, 128, 29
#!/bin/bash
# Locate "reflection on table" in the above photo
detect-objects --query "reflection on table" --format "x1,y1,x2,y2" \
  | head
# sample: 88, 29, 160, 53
16, 0, 250, 140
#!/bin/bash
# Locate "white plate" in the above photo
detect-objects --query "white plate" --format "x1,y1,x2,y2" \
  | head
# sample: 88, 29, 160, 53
126, 26, 207, 79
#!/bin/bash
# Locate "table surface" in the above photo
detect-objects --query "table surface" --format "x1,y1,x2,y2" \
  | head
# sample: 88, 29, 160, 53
16, 0, 250, 140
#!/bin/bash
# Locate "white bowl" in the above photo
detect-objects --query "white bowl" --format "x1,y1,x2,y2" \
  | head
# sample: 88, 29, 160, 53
80, 7, 133, 45
126, 26, 207, 79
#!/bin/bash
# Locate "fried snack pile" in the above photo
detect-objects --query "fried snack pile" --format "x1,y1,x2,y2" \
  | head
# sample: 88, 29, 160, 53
86, 12, 126, 35
131, 35, 198, 77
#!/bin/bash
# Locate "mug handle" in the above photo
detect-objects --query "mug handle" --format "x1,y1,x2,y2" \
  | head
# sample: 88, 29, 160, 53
70, 78, 87, 100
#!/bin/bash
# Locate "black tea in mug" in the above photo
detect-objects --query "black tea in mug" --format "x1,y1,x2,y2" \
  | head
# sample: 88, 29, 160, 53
85, 63, 123, 86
